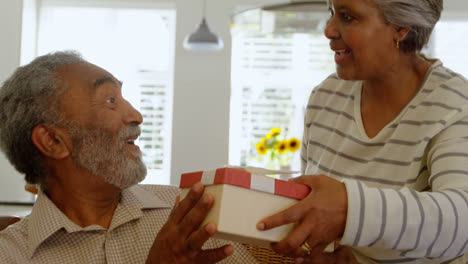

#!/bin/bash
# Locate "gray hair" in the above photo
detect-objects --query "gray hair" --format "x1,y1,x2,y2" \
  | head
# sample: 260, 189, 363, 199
0, 51, 85, 185
373, 0, 443, 52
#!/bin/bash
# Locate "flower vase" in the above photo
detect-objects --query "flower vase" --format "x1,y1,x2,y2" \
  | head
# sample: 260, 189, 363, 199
278, 164, 292, 181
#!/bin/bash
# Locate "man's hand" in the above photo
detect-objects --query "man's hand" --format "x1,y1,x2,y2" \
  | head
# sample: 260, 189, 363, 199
295, 246, 357, 264
257, 175, 348, 257
146, 182, 233, 264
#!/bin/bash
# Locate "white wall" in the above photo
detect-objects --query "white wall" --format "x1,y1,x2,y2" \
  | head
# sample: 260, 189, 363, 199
169, 0, 283, 185
0, 0, 34, 203
442, 0, 468, 19
444, 0, 468, 12
0, 1, 22, 82
170, 0, 231, 185
0, 0, 467, 201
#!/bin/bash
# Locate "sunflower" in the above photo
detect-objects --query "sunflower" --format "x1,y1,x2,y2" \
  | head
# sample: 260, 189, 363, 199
276, 140, 288, 154
288, 138, 300, 152
271, 127, 281, 136
256, 142, 267, 155
266, 133, 273, 140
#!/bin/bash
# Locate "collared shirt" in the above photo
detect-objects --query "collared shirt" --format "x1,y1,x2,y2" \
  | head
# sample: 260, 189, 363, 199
0, 184, 258, 263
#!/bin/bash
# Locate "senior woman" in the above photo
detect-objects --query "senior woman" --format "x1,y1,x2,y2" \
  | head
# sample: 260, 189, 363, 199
257, 0, 468, 263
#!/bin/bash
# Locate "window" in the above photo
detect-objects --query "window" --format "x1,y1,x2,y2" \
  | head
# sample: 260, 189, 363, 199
229, 8, 468, 172
36, 1, 176, 184
229, 7, 334, 170
431, 20, 468, 77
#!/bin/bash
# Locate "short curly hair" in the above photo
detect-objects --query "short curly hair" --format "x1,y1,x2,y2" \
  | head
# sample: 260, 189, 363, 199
374, 0, 443, 53
0, 51, 84, 185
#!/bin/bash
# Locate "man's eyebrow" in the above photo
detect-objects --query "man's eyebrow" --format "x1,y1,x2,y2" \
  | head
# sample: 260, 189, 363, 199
93, 76, 123, 89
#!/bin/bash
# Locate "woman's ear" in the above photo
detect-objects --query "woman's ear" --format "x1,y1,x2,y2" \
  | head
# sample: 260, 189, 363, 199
31, 125, 70, 159
395, 26, 411, 43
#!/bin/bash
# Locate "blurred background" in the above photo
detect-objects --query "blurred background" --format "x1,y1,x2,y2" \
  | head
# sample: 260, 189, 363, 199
1, 0, 467, 206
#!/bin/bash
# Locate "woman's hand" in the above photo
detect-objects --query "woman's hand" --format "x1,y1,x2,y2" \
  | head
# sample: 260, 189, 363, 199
146, 182, 233, 264
257, 175, 348, 257
295, 246, 357, 264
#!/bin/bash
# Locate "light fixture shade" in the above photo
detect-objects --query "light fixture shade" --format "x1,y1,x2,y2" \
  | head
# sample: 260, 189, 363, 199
184, 18, 224, 51
231, 0, 328, 35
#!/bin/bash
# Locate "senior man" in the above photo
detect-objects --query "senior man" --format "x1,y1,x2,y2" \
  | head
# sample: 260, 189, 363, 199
0, 51, 257, 263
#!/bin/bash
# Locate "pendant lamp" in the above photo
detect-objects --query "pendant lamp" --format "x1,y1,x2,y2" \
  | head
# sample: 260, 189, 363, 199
183, 0, 224, 51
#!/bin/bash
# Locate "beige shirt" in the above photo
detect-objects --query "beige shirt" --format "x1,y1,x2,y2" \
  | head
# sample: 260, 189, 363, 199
0, 184, 258, 263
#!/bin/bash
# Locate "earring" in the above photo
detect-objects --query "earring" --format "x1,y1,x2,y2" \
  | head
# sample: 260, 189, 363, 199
396, 40, 400, 49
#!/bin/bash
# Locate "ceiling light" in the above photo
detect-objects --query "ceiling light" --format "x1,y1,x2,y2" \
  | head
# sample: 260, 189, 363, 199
231, 0, 328, 35
184, 0, 224, 51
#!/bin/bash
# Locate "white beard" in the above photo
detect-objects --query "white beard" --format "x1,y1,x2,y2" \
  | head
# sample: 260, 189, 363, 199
66, 122, 147, 189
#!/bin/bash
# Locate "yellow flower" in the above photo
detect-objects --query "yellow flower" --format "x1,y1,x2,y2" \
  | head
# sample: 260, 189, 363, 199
261, 137, 266, 144
288, 138, 300, 152
271, 127, 281, 136
276, 140, 288, 154
256, 142, 267, 155
266, 133, 273, 140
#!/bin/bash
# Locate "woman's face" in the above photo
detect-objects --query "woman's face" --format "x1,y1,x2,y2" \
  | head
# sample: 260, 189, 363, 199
325, 0, 397, 80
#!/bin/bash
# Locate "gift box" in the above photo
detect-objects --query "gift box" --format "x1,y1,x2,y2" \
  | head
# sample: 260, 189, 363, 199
179, 166, 309, 248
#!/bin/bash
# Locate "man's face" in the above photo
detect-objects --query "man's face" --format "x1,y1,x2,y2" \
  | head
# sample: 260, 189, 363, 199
57, 62, 146, 189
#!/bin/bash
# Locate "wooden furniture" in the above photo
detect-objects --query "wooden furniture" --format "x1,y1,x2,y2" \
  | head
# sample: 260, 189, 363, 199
243, 244, 295, 264
25, 184, 39, 195
0, 216, 21, 231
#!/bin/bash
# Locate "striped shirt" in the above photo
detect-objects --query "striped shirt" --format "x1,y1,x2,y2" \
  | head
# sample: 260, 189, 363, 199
301, 58, 468, 264
0, 184, 258, 263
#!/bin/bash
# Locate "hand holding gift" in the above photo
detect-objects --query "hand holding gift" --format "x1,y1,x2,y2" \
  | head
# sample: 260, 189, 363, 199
146, 182, 233, 264
257, 175, 348, 259
179, 167, 308, 248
